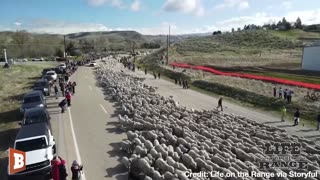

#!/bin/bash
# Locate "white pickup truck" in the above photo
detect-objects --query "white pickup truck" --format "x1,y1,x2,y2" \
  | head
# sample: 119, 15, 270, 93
8, 122, 56, 179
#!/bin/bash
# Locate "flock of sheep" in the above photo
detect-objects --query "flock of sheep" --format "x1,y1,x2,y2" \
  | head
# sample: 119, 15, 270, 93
96, 59, 320, 180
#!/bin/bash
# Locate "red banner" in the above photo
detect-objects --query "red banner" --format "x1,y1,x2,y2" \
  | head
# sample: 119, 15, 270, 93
170, 62, 320, 90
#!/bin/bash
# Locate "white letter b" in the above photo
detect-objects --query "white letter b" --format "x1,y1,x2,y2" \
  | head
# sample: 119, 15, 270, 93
13, 153, 24, 169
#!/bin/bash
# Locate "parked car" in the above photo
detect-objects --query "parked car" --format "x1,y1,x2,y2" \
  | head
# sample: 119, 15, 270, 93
90, 62, 97, 67
59, 63, 67, 69
33, 79, 51, 96
45, 71, 57, 81
42, 75, 54, 86
21, 107, 51, 128
54, 67, 64, 74
42, 68, 54, 76
32, 58, 41, 61
8, 122, 56, 178
20, 91, 47, 114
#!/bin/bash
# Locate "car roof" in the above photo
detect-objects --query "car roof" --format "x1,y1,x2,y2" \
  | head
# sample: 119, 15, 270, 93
46, 71, 56, 73
16, 122, 49, 141
23, 91, 43, 98
36, 79, 48, 83
24, 107, 48, 116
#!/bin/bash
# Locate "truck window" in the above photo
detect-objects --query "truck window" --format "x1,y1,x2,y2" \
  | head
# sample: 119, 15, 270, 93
34, 82, 46, 87
23, 96, 41, 103
24, 113, 47, 124
15, 137, 48, 152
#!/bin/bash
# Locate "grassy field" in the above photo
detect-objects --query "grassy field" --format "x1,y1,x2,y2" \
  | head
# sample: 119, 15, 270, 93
0, 62, 57, 177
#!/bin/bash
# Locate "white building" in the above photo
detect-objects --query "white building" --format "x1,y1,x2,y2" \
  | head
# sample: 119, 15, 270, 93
302, 46, 320, 71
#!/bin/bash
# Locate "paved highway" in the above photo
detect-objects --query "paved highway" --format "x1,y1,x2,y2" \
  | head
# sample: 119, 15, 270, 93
49, 65, 127, 180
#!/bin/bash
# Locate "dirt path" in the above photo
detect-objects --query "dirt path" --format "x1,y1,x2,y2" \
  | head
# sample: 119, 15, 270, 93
114, 63, 320, 145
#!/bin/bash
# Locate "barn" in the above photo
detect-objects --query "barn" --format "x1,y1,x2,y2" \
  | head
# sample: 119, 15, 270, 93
302, 46, 320, 71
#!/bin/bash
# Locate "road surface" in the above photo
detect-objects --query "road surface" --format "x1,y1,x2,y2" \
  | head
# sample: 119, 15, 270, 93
49, 65, 127, 180
120, 63, 320, 145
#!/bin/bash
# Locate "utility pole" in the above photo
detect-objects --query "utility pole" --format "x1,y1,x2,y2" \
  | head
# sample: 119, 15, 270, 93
169, 25, 171, 47
166, 25, 170, 65
63, 35, 66, 58
166, 34, 169, 65
3, 49, 7, 64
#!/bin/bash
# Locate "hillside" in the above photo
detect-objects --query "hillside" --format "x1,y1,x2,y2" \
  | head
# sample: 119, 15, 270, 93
170, 29, 320, 68
0, 30, 168, 58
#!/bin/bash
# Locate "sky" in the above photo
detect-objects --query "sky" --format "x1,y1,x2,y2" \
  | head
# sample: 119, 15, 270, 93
0, 0, 320, 35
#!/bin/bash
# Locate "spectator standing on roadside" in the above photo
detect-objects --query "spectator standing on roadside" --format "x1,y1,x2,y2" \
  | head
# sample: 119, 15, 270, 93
273, 87, 277, 98
279, 87, 283, 99
317, 114, 320, 130
59, 157, 68, 180
281, 106, 286, 122
72, 82, 77, 94
284, 89, 288, 100
178, 79, 182, 86
51, 156, 61, 180
145, 68, 147, 75
287, 90, 293, 103
54, 85, 59, 99
293, 108, 300, 126
153, 72, 157, 79
66, 91, 72, 106
186, 81, 189, 89
158, 72, 160, 79
217, 97, 223, 111
175, 79, 177, 85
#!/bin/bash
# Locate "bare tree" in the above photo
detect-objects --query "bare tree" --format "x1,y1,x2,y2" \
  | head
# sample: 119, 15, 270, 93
11, 30, 29, 57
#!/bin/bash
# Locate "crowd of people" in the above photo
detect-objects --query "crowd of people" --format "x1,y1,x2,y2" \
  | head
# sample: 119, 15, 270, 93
174, 78, 189, 89
273, 86, 294, 103
51, 156, 83, 180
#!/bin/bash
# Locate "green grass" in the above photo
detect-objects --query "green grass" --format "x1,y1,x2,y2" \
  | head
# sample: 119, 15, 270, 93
251, 72, 320, 85
271, 29, 320, 40
0, 62, 57, 156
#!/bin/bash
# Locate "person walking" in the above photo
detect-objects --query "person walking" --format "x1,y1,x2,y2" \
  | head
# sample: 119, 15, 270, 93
273, 87, 277, 98
158, 72, 160, 79
54, 85, 59, 99
59, 157, 68, 180
281, 106, 286, 122
51, 156, 61, 180
278, 87, 283, 99
216, 97, 223, 111
317, 114, 320, 130
72, 82, 77, 94
71, 160, 83, 180
66, 92, 72, 107
293, 108, 300, 126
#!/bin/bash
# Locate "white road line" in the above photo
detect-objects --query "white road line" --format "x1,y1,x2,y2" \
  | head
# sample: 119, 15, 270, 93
89, 85, 93, 90
100, 104, 108, 114
68, 108, 87, 180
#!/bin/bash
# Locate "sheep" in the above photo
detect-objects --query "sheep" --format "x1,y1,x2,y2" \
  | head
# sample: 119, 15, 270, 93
97, 62, 320, 180
155, 158, 175, 174
181, 154, 197, 170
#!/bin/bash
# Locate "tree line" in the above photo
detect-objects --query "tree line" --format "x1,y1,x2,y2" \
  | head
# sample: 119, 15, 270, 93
212, 17, 320, 36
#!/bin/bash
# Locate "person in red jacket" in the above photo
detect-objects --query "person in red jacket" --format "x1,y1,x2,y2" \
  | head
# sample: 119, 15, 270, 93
51, 156, 61, 180
66, 91, 72, 106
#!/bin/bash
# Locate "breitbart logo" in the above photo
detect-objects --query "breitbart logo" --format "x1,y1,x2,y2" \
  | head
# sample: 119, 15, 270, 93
9, 148, 26, 175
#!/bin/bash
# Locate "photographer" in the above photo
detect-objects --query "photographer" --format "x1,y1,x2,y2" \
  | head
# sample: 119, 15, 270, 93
71, 160, 83, 180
